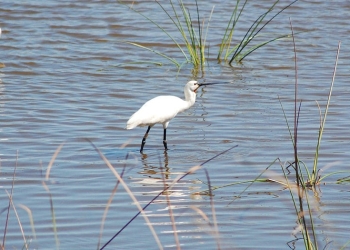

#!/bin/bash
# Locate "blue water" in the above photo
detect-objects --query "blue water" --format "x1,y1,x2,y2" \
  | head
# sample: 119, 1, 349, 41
1, 0, 350, 249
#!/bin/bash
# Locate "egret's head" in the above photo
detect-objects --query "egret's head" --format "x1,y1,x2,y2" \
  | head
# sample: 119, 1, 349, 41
187, 80, 200, 93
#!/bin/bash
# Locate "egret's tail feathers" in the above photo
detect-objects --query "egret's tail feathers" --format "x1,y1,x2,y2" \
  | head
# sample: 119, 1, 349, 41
126, 123, 136, 130
126, 116, 138, 129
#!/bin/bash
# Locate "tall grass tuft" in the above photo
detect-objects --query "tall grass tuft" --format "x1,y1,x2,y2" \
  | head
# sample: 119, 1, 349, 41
279, 42, 341, 189
118, 1, 298, 72
119, 0, 213, 72
309, 46, 340, 186
218, 0, 299, 64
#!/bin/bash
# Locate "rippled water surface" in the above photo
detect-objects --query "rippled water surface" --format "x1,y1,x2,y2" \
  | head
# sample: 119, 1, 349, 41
1, 0, 350, 249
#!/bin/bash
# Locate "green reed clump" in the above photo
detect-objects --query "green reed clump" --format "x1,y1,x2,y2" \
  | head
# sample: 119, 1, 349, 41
280, 42, 341, 189
118, 0, 298, 72
219, 0, 299, 64
119, 0, 213, 72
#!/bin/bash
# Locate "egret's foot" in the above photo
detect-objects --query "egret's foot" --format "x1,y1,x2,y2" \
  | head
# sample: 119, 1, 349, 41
163, 140, 168, 151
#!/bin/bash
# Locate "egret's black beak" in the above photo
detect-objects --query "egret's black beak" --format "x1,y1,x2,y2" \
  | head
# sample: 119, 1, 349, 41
195, 82, 227, 92
198, 82, 225, 88
198, 82, 221, 86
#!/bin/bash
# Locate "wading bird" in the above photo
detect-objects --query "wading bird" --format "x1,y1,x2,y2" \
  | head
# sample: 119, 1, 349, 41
126, 80, 215, 153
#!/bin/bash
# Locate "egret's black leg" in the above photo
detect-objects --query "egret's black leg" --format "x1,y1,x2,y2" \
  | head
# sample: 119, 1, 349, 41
163, 128, 168, 151
140, 126, 151, 153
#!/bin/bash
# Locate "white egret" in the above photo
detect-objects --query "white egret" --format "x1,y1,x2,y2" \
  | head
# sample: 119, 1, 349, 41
126, 80, 215, 153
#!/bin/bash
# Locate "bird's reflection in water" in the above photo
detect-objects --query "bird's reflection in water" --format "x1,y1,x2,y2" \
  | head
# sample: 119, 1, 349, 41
140, 150, 170, 180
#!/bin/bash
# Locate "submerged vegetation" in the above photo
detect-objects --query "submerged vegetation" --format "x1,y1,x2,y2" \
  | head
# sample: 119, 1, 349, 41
119, 0, 299, 72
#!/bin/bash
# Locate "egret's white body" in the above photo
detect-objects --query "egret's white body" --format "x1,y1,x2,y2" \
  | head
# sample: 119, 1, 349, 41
126, 80, 200, 152
127, 95, 190, 129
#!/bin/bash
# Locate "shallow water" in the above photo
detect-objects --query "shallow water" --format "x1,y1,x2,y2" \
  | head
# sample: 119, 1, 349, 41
1, 0, 350, 249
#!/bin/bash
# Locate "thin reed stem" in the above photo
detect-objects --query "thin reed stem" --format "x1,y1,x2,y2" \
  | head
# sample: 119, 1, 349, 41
18, 204, 37, 242
311, 41, 341, 181
204, 169, 221, 250
2, 150, 18, 250
290, 17, 309, 248
97, 153, 130, 250
5, 190, 29, 250
42, 181, 60, 249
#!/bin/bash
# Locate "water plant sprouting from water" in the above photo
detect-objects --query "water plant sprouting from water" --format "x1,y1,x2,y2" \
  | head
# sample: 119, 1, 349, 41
278, 19, 343, 249
118, 0, 299, 72
119, 0, 213, 73
280, 37, 341, 189
218, 0, 299, 64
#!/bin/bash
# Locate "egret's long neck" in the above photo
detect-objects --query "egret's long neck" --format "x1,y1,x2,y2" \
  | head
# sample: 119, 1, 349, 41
183, 87, 196, 109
